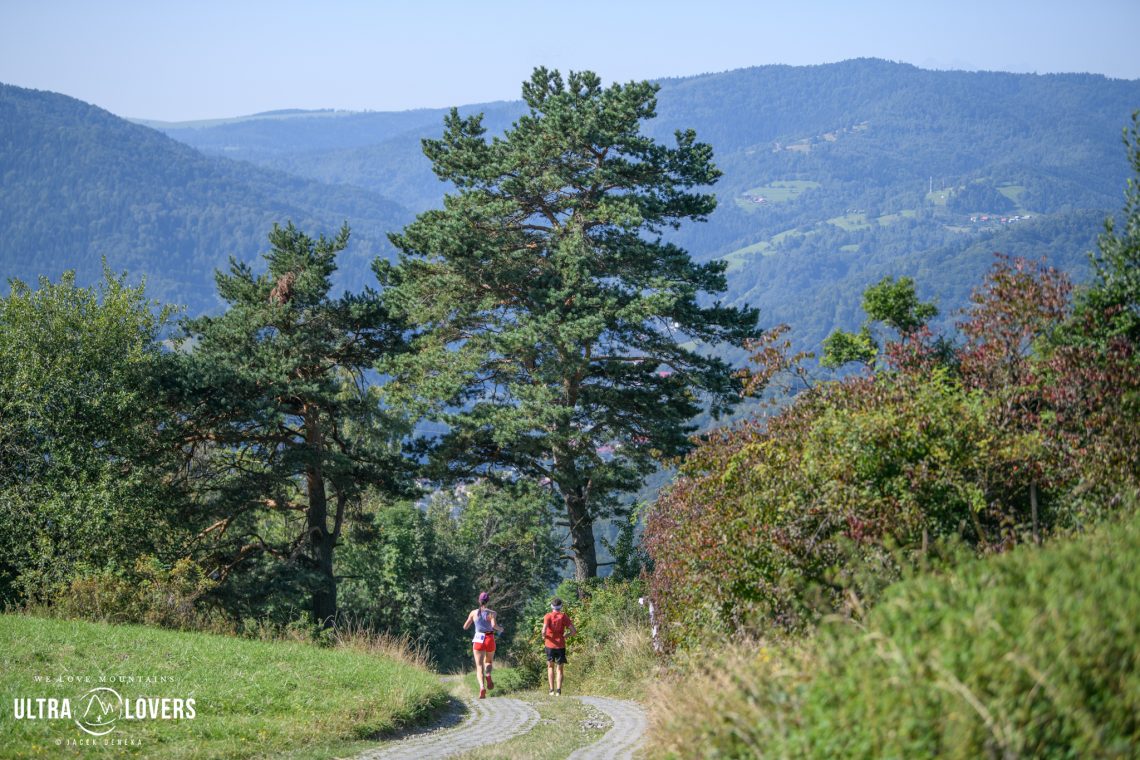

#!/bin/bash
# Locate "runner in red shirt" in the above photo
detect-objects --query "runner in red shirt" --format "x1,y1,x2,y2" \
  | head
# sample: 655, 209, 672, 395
542, 597, 577, 696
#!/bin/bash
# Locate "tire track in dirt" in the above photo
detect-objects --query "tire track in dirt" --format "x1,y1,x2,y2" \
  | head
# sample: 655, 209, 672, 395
567, 696, 647, 760
355, 693, 539, 760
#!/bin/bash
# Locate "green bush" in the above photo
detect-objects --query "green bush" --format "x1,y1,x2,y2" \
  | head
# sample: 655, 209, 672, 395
647, 367, 995, 644
508, 578, 656, 698
650, 506, 1140, 758
49, 555, 220, 630
337, 501, 469, 671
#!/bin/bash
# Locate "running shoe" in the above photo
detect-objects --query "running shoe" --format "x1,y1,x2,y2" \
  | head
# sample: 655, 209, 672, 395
486, 674, 494, 690
479, 688, 486, 699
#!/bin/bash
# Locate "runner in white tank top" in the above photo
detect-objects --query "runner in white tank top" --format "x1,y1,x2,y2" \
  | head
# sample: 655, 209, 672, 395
463, 591, 503, 698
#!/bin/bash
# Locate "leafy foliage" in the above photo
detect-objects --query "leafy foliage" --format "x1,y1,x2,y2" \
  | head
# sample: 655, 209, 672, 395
336, 499, 469, 671
1042, 112, 1140, 500
428, 480, 560, 620
0, 268, 186, 604
822, 276, 938, 368
646, 365, 993, 640
860, 275, 938, 335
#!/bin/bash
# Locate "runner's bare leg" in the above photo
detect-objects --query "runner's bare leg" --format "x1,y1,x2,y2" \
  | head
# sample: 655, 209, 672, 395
474, 649, 486, 689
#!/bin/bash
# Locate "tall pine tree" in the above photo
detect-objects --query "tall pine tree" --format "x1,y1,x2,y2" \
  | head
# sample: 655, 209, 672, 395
379, 68, 761, 579
175, 223, 408, 625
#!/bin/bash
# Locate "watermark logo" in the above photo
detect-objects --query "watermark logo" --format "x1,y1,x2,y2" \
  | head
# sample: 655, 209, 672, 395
74, 687, 123, 736
12, 675, 196, 746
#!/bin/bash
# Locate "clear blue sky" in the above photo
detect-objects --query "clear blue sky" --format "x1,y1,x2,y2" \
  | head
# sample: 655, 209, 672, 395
2, 0, 1138, 122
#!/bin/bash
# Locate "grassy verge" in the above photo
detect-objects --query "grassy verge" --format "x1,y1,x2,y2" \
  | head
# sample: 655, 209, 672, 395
567, 623, 656, 701
0, 614, 447, 759
648, 511, 1140, 758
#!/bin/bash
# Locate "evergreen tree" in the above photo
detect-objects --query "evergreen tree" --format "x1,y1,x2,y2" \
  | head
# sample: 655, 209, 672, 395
174, 223, 408, 625
379, 68, 760, 579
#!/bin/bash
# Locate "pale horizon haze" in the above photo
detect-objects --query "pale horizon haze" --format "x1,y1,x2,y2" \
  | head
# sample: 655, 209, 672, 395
2, 0, 1139, 122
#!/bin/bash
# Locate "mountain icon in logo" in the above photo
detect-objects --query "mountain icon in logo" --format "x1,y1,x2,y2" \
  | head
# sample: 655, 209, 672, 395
75, 687, 123, 736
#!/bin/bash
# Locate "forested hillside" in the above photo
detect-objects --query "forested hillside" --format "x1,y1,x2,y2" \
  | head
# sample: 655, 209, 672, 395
2, 61, 1137, 334
146, 59, 1140, 347
0, 84, 410, 312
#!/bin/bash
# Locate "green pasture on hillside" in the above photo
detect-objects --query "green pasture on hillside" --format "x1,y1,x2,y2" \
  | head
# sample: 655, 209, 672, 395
720, 227, 808, 271
734, 180, 821, 212
826, 213, 872, 231
997, 182, 1028, 208
876, 209, 917, 225
0, 615, 446, 759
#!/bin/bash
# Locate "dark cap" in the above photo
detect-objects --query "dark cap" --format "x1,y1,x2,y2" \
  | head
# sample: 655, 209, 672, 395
479, 591, 490, 604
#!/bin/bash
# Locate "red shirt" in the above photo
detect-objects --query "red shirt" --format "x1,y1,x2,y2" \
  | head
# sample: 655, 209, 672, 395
543, 611, 572, 648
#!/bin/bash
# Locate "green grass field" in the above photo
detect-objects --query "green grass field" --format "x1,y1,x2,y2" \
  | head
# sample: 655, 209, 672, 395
826, 212, 872, 231
997, 183, 1028, 210
876, 208, 917, 225
734, 180, 821, 212
720, 227, 809, 272
0, 614, 447, 759
721, 241, 772, 272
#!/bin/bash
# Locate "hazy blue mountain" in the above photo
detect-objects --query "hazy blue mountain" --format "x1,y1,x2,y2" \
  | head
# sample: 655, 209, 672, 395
1, 84, 412, 313
145, 60, 1140, 349
5, 59, 1139, 350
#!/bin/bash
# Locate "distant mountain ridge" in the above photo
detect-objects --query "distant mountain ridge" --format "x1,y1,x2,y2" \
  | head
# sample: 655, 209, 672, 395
151, 59, 1139, 211
3, 59, 1139, 348
0, 83, 410, 313
143, 59, 1140, 347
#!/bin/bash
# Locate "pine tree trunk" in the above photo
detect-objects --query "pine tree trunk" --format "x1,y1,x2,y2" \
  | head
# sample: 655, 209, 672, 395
565, 493, 598, 580
305, 410, 336, 627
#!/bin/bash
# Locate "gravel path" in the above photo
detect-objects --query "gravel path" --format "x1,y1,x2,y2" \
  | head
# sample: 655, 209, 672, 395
567, 696, 648, 760
355, 693, 539, 760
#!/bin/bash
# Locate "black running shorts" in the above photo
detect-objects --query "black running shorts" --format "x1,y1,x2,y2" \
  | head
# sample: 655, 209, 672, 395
545, 647, 567, 664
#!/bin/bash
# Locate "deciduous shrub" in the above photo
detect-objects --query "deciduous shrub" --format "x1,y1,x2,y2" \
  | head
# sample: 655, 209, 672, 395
50, 556, 220, 630
650, 503, 1140, 758
646, 367, 993, 644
